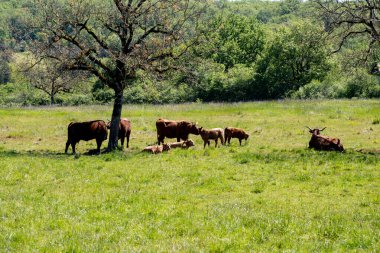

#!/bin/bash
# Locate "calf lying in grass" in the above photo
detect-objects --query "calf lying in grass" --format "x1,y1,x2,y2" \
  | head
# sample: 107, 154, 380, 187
169, 139, 195, 149
199, 127, 224, 148
224, 127, 249, 146
143, 143, 171, 154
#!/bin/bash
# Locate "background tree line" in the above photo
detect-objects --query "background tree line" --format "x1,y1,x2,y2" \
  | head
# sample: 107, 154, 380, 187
0, 0, 379, 107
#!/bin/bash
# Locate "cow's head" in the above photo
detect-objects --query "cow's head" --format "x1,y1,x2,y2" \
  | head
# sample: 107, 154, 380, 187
185, 139, 195, 147
244, 133, 249, 140
163, 143, 171, 151
188, 122, 200, 135
306, 126, 326, 135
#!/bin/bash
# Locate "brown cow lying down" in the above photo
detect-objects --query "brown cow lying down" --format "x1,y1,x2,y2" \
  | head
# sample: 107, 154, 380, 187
143, 143, 171, 154
307, 127, 344, 152
224, 127, 249, 146
169, 139, 195, 149
199, 127, 224, 148
65, 120, 108, 154
156, 118, 199, 144
107, 118, 131, 149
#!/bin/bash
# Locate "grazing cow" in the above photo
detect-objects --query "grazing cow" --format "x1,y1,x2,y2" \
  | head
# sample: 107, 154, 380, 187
169, 139, 195, 149
156, 118, 199, 144
306, 127, 344, 152
107, 118, 131, 149
224, 127, 249, 146
199, 127, 224, 148
143, 143, 171, 154
65, 120, 108, 154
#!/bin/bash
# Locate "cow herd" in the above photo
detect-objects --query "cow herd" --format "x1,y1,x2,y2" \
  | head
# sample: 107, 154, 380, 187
64, 118, 344, 154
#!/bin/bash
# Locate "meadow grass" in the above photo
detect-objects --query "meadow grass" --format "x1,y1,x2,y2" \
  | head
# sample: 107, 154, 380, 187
0, 100, 379, 252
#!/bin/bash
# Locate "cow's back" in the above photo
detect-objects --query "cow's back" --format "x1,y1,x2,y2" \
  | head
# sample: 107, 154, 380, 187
156, 119, 178, 138
120, 119, 131, 133
68, 120, 107, 141
226, 127, 244, 138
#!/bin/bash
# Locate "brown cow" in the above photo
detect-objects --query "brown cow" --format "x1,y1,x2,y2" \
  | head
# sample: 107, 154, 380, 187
199, 127, 224, 148
107, 118, 131, 149
65, 120, 108, 154
306, 127, 344, 152
224, 127, 249, 146
169, 139, 195, 149
156, 118, 199, 144
143, 143, 171, 154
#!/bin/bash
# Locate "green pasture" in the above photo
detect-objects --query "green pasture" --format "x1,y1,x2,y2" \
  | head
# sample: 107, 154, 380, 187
0, 100, 379, 252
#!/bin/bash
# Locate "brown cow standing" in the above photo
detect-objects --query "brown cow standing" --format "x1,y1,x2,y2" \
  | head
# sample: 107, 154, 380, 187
156, 118, 199, 144
65, 120, 108, 154
169, 139, 195, 149
224, 127, 249, 146
143, 143, 171, 154
199, 127, 224, 148
107, 118, 131, 149
307, 127, 344, 152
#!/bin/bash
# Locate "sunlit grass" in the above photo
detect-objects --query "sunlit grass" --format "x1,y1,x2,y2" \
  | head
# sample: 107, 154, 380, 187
0, 100, 379, 251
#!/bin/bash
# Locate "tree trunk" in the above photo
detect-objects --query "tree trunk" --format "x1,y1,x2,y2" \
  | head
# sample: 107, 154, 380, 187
50, 94, 55, 105
107, 89, 123, 151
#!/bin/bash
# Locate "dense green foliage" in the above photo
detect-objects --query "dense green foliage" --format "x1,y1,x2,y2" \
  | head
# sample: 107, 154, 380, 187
0, 0, 379, 104
198, 13, 265, 71
0, 101, 379, 251
254, 21, 330, 99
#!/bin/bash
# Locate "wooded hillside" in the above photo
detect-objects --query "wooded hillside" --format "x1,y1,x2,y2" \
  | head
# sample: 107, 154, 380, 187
0, 0, 379, 105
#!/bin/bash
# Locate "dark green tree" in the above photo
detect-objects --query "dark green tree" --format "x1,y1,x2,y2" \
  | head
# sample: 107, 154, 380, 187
254, 21, 331, 99
200, 13, 265, 71
0, 39, 11, 84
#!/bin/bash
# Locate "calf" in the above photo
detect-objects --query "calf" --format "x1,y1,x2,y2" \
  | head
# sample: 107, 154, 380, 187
143, 143, 171, 154
224, 127, 249, 146
306, 127, 344, 152
169, 139, 195, 149
65, 120, 108, 154
107, 118, 131, 149
199, 127, 224, 148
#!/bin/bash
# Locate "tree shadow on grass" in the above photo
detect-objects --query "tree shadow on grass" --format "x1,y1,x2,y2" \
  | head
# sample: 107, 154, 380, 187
0, 147, 378, 163
0, 148, 111, 159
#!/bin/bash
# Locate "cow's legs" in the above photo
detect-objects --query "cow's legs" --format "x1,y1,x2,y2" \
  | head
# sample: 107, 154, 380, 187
120, 135, 125, 149
96, 139, 102, 154
203, 141, 206, 149
65, 140, 70, 154
220, 136, 224, 145
215, 139, 218, 147
71, 141, 76, 154
207, 140, 210, 146
239, 138, 242, 146
157, 135, 164, 145
126, 133, 130, 148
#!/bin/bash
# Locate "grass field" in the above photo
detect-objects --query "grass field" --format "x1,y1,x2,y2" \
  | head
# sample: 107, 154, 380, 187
0, 100, 379, 252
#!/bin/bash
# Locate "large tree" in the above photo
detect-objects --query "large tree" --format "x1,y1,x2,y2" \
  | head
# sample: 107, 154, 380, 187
22, 58, 85, 105
199, 13, 264, 71
314, 0, 380, 51
254, 21, 330, 99
30, 0, 209, 151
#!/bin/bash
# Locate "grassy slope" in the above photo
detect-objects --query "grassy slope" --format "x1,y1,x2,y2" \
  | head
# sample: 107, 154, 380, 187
0, 100, 379, 252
